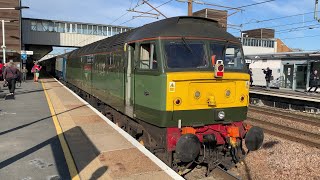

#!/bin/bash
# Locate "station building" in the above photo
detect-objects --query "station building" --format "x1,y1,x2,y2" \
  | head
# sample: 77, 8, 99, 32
0, 0, 22, 63
241, 28, 292, 55
0, 0, 130, 68
246, 52, 320, 91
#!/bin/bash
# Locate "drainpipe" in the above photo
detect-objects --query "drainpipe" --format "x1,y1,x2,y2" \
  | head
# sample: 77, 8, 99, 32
306, 61, 311, 90
293, 64, 297, 91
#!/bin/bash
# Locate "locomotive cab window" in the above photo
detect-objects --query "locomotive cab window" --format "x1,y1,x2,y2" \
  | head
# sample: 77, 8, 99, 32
138, 43, 157, 70
164, 40, 208, 69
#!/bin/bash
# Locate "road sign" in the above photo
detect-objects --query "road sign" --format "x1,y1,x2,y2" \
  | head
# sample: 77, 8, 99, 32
21, 54, 27, 60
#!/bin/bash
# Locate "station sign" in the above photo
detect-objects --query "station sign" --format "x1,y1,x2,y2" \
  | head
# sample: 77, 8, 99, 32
21, 50, 33, 55
21, 54, 27, 60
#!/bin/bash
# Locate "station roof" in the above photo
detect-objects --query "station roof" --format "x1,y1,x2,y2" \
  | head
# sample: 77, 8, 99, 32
22, 17, 131, 29
245, 51, 320, 60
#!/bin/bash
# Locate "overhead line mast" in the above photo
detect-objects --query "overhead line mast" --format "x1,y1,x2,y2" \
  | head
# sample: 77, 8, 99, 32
188, 0, 193, 16
316, 0, 319, 22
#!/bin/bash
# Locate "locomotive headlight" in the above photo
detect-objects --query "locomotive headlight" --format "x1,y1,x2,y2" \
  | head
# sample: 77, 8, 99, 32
225, 90, 231, 97
240, 95, 245, 102
218, 111, 225, 120
194, 91, 201, 99
174, 97, 182, 106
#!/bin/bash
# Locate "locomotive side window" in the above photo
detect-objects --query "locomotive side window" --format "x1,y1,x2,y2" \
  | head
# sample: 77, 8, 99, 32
138, 43, 157, 70
224, 46, 245, 69
164, 40, 207, 69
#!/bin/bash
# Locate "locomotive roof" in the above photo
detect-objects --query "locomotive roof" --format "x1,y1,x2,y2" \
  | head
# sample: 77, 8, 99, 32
126, 16, 237, 42
69, 16, 239, 57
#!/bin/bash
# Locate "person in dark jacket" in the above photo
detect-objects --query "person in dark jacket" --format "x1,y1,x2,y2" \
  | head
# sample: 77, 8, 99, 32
248, 68, 253, 86
263, 67, 272, 89
308, 70, 319, 92
0, 62, 3, 81
3, 62, 19, 95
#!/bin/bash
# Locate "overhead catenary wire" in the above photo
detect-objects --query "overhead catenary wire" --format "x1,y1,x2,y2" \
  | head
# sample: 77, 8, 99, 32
277, 27, 320, 34
227, 0, 275, 10
276, 24, 320, 34
242, 11, 320, 25
281, 34, 320, 40
109, 0, 143, 25
119, 0, 174, 26
262, 19, 316, 29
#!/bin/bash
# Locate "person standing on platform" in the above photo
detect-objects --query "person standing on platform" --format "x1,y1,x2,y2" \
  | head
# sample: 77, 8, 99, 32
21, 66, 28, 82
32, 62, 42, 82
248, 68, 253, 87
263, 67, 272, 89
0, 62, 3, 93
308, 70, 319, 92
0, 62, 3, 81
3, 62, 19, 95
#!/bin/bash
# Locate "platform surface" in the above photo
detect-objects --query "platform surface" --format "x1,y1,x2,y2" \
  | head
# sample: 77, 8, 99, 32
0, 79, 181, 179
42, 78, 179, 179
0, 81, 70, 179
250, 87, 320, 103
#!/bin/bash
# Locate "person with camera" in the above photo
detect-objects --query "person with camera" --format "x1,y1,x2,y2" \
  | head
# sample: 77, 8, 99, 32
308, 69, 319, 93
3, 61, 19, 95
263, 67, 272, 90
248, 68, 253, 87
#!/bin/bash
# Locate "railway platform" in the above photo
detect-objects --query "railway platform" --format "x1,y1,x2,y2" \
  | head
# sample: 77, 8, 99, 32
0, 79, 182, 180
249, 87, 320, 111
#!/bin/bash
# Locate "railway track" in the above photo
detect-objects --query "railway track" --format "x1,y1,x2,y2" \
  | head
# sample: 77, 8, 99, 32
186, 166, 240, 180
249, 106, 320, 127
246, 117, 320, 148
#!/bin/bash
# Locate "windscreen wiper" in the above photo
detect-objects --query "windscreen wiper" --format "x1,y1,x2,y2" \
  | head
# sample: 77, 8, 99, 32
181, 37, 193, 53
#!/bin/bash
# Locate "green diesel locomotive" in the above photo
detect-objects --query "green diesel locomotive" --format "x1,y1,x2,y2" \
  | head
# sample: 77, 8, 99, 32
60, 16, 264, 174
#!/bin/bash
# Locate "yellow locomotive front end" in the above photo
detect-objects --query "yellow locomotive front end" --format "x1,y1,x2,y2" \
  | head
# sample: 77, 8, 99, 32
166, 72, 250, 120
162, 38, 264, 172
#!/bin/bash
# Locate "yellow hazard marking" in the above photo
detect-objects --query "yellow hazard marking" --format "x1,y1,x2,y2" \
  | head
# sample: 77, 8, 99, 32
41, 81, 80, 180
169, 82, 175, 92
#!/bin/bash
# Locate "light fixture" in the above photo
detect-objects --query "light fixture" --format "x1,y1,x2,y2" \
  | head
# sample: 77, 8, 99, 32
218, 111, 225, 120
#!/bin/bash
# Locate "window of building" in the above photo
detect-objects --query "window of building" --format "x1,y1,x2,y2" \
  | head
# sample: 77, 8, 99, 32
109, 27, 113, 36
103, 26, 108, 36
270, 41, 274, 48
92, 25, 97, 35
31, 21, 37, 31
88, 25, 93, 34
97, 26, 102, 35
77, 24, 82, 34
82, 25, 88, 34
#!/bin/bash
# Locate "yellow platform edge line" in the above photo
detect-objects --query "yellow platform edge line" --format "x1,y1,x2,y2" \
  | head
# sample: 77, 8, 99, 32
41, 81, 80, 180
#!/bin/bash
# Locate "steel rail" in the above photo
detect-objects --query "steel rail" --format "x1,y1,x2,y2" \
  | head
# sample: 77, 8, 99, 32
249, 106, 320, 127
247, 117, 320, 148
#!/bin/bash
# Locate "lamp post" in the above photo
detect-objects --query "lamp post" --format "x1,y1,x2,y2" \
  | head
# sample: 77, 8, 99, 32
1, 20, 6, 64
1, 20, 18, 64
0, 6, 29, 10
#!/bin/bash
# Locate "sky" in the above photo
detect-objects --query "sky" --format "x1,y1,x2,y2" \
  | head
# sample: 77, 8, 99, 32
21, 0, 319, 53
